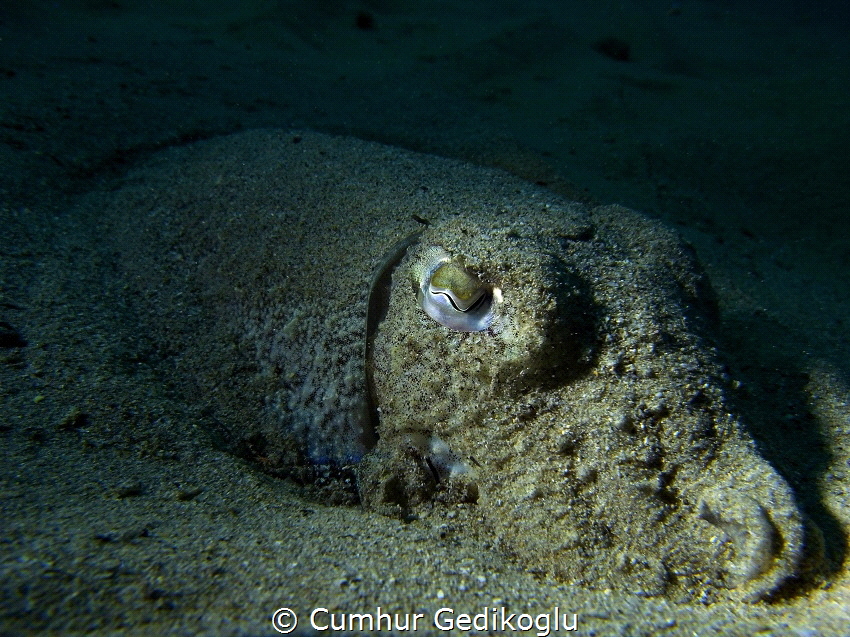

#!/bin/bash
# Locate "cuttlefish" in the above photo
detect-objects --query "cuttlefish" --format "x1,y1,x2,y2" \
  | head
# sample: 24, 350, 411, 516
110, 129, 811, 602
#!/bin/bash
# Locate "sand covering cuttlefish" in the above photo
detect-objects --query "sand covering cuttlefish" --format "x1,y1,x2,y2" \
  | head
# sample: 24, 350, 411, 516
110, 129, 817, 602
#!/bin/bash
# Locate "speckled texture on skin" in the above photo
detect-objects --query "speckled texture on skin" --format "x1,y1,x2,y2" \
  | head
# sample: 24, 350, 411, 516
363, 203, 807, 602
103, 129, 823, 614
109, 129, 595, 481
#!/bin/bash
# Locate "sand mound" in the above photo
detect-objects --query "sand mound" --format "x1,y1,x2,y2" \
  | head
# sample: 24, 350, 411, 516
101, 129, 820, 603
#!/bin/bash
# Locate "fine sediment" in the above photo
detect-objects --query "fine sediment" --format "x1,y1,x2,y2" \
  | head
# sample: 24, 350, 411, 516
107, 129, 813, 602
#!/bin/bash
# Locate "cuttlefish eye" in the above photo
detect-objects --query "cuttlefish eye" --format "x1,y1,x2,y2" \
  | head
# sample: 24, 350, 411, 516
413, 247, 495, 332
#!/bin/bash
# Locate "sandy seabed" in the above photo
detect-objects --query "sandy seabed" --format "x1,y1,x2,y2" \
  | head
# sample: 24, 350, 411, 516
0, 128, 846, 637
1, 1, 848, 636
